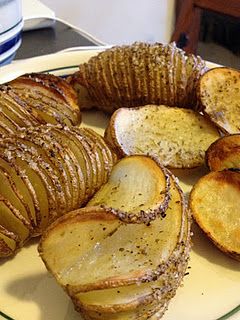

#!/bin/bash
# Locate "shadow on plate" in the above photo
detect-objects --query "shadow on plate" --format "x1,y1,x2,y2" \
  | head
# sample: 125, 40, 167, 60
5, 272, 81, 320
81, 109, 110, 130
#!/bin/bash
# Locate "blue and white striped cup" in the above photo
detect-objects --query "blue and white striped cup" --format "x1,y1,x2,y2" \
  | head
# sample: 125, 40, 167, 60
0, 0, 22, 66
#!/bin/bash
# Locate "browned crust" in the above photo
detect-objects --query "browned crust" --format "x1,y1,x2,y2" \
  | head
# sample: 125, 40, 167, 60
206, 134, 240, 171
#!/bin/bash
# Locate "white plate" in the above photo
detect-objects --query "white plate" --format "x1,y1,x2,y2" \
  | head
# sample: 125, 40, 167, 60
0, 50, 239, 320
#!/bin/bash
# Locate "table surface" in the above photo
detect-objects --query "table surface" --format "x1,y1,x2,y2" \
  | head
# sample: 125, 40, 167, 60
15, 21, 97, 60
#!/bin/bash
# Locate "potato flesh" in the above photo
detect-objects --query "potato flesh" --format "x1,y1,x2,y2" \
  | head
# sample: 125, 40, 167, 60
190, 171, 240, 255
72, 174, 185, 309
0, 157, 37, 227
0, 199, 30, 242
0, 168, 31, 224
87, 156, 167, 213
0, 229, 17, 257
40, 210, 122, 277
78, 292, 169, 320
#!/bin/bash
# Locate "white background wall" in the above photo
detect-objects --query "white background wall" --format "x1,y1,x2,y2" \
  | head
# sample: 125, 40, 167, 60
41, 0, 175, 45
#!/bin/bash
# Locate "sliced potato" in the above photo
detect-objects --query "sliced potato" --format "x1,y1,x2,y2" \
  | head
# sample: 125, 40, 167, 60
0, 125, 116, 256
39, 156, 191, 320
206, 134, 240, 171
87, 155, 170, 222
72, 42, 206, 112
189, 170, 240, 261
39, 157, 187, 293
74, 293, 169, 320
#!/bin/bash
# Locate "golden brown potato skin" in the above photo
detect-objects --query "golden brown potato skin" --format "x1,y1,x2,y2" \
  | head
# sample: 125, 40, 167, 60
206, 134, 240, 171
69, 42, 207, 113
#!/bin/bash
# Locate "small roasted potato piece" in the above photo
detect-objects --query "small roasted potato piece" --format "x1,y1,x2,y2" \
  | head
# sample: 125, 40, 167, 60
206, 134, 240, 171
198, 67, 240, 133
189, 170, 240, 261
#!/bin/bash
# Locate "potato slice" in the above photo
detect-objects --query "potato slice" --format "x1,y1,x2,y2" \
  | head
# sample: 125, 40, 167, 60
3, 145, 51, 232
87, 155, 170, 222
0, 156, 37, 228
206, 134, 240, 171
39, 207, 122, 281
51, 128, 86, 207
0, 225, 19, 258
39, 157, 185, 294
0, 196, 31, 244
61, 128, 92, 203
189, 169, 240, 261
74, 292, 169, 320
78, 128, 115, 192
72, 171, 189, 308
0, 166, 32, 227
105, 105, 220, 168
70, 127, 104, 199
